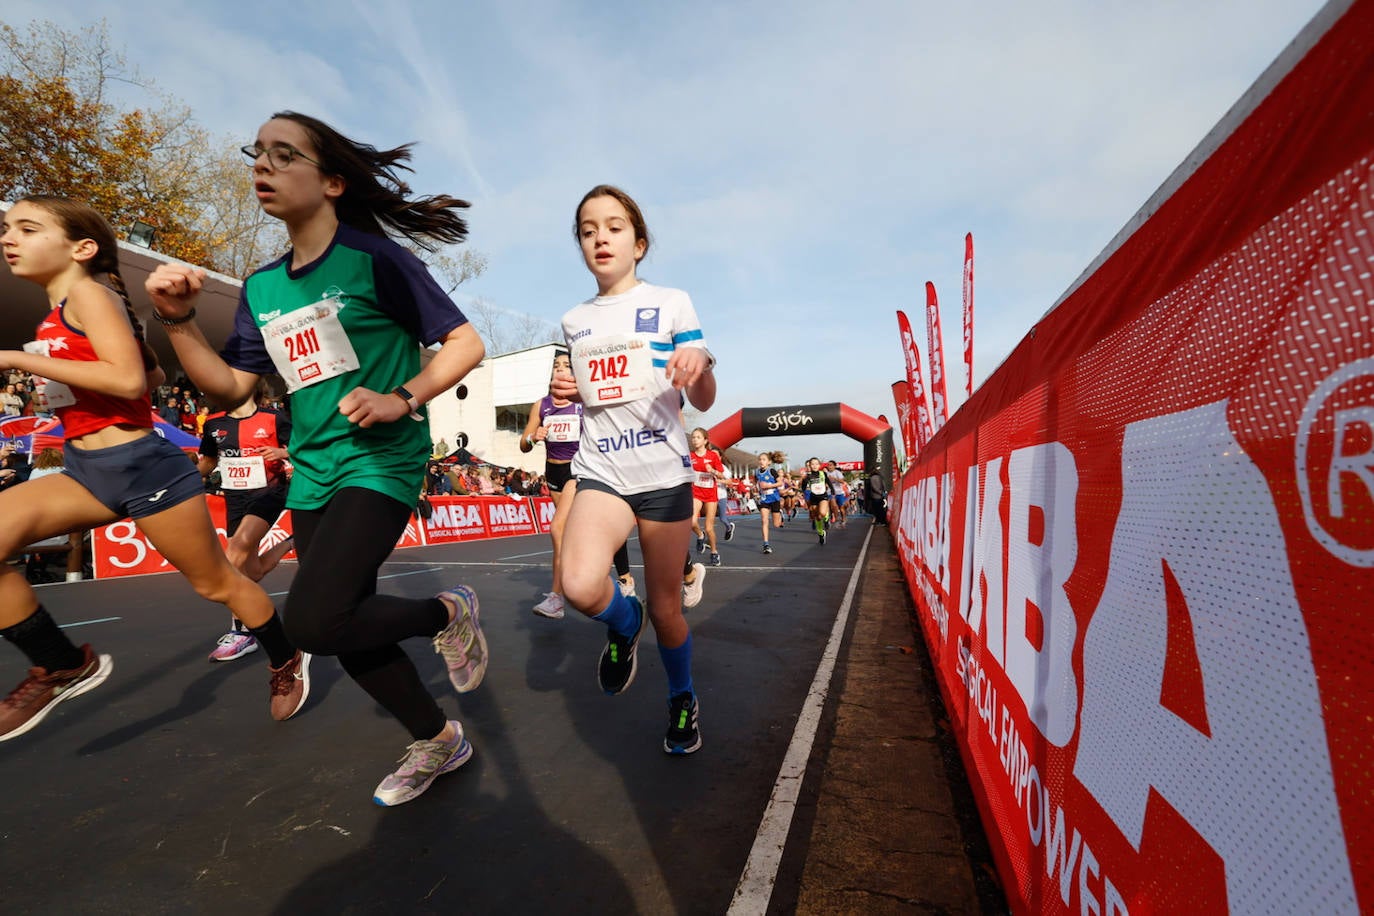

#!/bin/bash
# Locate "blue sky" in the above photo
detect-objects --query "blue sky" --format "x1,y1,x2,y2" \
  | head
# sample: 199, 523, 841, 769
6, 0, 1329, 461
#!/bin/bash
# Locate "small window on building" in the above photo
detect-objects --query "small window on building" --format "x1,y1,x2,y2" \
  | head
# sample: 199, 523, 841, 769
495, 409, 529, 433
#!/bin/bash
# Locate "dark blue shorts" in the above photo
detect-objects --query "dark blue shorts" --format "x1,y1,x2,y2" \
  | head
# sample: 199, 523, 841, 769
576, 478, 693, 523
225, 481, 289, 536
64, 433, 205, 520
545, 460, 574, 493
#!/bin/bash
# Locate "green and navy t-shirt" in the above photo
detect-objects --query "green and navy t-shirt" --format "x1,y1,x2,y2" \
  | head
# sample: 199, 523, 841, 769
220, 223, 467, 510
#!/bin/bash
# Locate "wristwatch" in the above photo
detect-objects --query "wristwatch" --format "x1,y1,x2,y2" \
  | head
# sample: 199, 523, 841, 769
392, 385, 424, 422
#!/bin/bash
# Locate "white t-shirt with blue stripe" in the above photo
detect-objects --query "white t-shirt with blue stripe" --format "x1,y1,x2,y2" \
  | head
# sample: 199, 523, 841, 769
562, 282, 710, 495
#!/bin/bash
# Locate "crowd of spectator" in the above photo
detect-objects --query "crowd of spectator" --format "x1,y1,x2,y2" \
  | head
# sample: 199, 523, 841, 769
423, 457, 548, 498
3, 369, 46, 418
149, 376, 289, 437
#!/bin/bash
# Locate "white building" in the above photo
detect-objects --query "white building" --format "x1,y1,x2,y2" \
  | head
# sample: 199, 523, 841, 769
423, 342, 561, 473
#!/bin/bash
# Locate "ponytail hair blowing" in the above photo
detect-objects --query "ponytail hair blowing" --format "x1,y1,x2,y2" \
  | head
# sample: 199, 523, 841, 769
272, 111, 470, 251
20, 196, 159, 373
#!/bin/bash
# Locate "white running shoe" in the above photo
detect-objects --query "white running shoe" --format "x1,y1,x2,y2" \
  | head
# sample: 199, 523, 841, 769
533, 592, 565, 620
682, 562, 706, 609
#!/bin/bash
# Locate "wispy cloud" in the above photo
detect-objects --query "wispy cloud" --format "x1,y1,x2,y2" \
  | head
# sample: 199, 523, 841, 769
2, 0, 1329, 455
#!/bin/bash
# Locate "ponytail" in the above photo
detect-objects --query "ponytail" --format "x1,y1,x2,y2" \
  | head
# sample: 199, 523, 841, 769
104, 269, 159, 373
272, 111, 470, 250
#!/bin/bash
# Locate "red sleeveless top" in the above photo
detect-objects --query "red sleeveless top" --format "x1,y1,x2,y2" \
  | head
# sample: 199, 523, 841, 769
34, 304, 152, 439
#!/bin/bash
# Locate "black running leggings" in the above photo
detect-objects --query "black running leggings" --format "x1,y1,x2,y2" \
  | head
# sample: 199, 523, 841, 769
284, 487, 449, 740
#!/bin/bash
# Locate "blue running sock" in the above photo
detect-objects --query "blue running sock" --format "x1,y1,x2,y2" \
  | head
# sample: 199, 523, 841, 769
592, 580, 640, 637
658, 633, 694, 697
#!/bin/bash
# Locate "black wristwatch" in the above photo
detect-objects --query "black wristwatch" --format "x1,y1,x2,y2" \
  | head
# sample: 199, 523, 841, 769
392, 385, 424, 422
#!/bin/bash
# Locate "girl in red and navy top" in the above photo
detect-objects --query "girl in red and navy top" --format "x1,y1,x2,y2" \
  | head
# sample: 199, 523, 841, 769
689, 427, 726, 567
0, 196, 306, 743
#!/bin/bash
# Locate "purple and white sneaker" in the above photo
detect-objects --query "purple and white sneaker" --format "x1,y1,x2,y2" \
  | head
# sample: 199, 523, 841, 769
434, 585, 488, 693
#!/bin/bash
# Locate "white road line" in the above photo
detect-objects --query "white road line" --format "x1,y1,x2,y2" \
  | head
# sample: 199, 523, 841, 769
728, 525, 873, 915
380, 561, 855, 572
58, 616, 123, 629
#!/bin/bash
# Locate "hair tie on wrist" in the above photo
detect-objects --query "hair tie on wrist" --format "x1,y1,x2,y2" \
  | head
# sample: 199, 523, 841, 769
155, 307, 196, 326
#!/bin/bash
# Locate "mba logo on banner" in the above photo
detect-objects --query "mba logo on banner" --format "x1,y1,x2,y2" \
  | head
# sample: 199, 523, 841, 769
484, 497, 538, 537
892, 7, 1374, 912
423, 496, 490, 543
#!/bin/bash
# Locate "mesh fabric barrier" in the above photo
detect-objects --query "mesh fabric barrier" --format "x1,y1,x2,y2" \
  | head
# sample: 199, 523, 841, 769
892, 2, 1371, 912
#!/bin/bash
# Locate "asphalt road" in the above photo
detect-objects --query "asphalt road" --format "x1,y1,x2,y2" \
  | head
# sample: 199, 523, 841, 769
1, 514, 911, 914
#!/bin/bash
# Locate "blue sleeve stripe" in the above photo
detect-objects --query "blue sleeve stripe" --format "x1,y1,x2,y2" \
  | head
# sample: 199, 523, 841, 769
672, 329, 704, 345
652, 358, 669, 368
649, 341, 674, 352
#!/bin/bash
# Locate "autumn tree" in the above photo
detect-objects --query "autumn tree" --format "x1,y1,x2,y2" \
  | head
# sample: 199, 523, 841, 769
1, 17, 497, 293
0, 20, 219, 264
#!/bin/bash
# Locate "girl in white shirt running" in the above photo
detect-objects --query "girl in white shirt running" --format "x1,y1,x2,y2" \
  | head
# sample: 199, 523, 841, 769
552, 185, 716, 755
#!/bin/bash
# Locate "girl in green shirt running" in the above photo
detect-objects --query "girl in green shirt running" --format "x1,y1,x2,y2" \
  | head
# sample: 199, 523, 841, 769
146, 112, 489, 807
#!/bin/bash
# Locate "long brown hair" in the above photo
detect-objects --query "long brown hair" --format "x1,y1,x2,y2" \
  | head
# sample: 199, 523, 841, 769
271, 111, 470, 250
20, 196, 158, 372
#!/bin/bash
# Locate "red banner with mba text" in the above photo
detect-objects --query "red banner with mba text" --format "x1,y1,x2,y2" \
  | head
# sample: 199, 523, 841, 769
892, 4, 1371, 913
92, 495, 554, 578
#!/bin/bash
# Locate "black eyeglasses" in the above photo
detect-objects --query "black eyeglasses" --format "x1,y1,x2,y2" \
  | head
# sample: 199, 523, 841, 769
240, 144, 324, 170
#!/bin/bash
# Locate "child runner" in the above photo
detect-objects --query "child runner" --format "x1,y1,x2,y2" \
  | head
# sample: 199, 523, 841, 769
827, 461, 849, 529
520, 350, 635, 619
554, 184, 715, 755
800, 456, 834, 544
197, 383, 296, 661
688, 427, 726, 567
712, 445, 736, 545
753, 451, 784, 554
145, 112, 489, 806
0, 196, 308, 742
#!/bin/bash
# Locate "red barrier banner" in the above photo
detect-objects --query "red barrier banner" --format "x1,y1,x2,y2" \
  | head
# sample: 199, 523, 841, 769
92, 496, 296, 580
92, 495, 526, 577
532, 495, 557, 534
419, 494, 542, 544
395, 515, 425, 550
893, 4, 1370, 913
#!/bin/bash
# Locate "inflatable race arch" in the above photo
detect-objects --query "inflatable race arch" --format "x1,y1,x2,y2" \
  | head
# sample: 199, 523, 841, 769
707, 403, 893, 481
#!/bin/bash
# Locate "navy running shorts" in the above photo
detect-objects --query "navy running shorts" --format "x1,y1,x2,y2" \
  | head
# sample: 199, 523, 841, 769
64, 433, 205, 520
225, 481, 289, 537
575, 478, 693, 523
